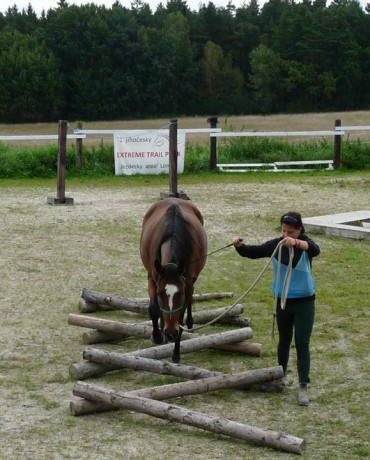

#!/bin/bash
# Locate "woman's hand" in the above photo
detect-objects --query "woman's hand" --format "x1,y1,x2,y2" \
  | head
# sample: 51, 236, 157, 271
281, 236, 297, 247
232, 237, 243, 247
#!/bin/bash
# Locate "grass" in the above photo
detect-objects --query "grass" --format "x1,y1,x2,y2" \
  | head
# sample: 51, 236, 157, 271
1, 111, 370, 178
0, 151, 369, 458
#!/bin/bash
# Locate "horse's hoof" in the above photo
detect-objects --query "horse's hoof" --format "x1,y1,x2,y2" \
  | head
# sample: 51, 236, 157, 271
172, 356, 180, 364
151, 332, 166, 345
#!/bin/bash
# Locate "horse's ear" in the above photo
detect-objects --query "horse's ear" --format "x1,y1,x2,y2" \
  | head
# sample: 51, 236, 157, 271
154, 259, 163, 274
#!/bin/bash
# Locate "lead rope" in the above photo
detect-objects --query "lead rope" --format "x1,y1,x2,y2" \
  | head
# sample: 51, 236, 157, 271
180, 240, 293, 335
272, 244, 294, 339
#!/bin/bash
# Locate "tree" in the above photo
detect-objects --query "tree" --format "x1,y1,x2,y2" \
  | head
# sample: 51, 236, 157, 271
249, 44, 283, 113
201, 41, 244, 113
0, 30, 63, 122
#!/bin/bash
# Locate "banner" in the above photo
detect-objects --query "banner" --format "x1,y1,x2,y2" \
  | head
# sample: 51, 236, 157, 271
114, 130, 185, 176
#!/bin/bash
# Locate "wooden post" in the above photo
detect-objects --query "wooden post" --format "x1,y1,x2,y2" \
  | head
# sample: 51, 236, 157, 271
76, 121, 83, 169
333, 119, 342, 168
208, 116, 219, 170
71, 381, 306, 454
169, 118, 178, 196
160, 119, 189, 200
47, 120, 74, 205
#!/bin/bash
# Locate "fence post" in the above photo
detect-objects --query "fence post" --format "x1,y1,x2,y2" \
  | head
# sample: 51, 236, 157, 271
208, 116, 219, 170
76, 120, 83, 169
160, 119, 189, 200
47, 120, 74, 205
169, 119, 178, 196
333, 119, 342, 168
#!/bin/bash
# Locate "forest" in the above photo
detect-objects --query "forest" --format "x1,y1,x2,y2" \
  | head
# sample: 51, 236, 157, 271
1, 0, 370, 122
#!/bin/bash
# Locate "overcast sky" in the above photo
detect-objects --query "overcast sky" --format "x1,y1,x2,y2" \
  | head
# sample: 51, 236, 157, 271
1, 0, 368, 16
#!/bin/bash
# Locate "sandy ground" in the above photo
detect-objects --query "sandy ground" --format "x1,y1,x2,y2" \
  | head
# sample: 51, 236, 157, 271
0, 174, 369, 459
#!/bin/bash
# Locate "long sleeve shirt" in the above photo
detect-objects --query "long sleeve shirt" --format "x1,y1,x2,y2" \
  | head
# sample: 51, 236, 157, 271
235, 235, 320, 300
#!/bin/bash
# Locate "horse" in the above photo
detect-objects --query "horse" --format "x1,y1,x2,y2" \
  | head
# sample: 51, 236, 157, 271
140, 197, 207, 363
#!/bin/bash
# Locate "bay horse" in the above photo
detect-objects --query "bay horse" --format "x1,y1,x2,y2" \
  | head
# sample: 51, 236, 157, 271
140, 198, 207, 363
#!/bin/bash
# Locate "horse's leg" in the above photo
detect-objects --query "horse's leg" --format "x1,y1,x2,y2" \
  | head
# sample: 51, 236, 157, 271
185, 283, 194, 332
147, 277, 165, 345
172, 329, 182, 363
171, 307, 187, 363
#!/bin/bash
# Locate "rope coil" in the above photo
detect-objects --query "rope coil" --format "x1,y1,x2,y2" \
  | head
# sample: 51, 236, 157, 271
180, 240, 293, 338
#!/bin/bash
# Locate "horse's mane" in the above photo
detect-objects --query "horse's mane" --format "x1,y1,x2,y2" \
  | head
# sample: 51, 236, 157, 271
160, 204, 192, 265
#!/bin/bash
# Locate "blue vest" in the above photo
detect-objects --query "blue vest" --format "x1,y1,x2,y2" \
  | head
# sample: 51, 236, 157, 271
271, 251, 315, 298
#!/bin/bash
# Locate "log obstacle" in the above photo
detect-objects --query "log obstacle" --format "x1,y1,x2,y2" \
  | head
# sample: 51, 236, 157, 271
79, 289, 247, 327
71, 351, 284, 416
80, 287, 234, 313
69, 327, 254, 379
72, 380, 306, 455
83, 348, 280, 389
71, 365, 284, 416
68, 313, 261, 355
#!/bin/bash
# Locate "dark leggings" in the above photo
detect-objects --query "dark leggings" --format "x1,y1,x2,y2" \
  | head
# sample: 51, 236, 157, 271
276, 298, 315, 384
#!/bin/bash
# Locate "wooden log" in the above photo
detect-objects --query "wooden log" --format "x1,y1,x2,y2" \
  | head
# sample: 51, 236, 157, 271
71, 366, 283, 416
80, 287, 234, 313
79, 288, 149, 314
69, 327, 253, 379
83, 348, 220, 380
72, 381, 306, 454
69, 314, 260, 355
70, 376, 286, 416
206, 315, 250, 327
79, 288, 234, 318
91, 366, 283, 399
82, 330, 124, 344
213, 341, 262, 356
79, 295, 245, 327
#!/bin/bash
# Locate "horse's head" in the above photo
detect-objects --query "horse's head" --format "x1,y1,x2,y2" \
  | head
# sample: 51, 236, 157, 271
155, 260, 186, 342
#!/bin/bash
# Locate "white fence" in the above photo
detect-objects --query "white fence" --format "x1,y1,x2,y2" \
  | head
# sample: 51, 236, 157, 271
1, 122, 369, 172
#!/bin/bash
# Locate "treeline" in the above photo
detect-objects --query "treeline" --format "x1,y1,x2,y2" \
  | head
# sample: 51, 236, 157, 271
1, 0, 370, 123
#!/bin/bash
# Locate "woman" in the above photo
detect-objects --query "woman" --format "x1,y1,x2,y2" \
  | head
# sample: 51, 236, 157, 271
233, 211, 320, 406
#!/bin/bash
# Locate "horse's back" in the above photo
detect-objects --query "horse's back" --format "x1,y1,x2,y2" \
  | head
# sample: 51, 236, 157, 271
140, 198, 207, 274
142, 198, 203, 226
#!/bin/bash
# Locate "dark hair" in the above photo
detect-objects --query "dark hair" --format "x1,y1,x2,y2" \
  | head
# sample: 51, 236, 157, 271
280, 211, 305, 234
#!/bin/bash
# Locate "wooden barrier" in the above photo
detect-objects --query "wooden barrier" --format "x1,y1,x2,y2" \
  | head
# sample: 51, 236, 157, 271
79, 287, 234, 312
81, 315, 252, 345
69, 327, 254, 379
68, 313, 260, 355
71, 365, 284, 416
72, 381, 306, 454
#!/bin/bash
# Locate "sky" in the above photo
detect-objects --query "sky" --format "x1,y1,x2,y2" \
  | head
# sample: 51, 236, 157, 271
1, 0, 367, 17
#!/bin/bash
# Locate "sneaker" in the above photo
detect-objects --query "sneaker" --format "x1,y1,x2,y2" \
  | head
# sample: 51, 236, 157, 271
297, 384, 309, 406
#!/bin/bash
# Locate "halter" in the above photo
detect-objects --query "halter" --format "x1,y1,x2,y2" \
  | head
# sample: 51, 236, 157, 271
158, 263, 186, 315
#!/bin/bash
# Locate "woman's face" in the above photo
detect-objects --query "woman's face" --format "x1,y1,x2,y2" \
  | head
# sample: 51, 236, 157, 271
282, 223, 301, 238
